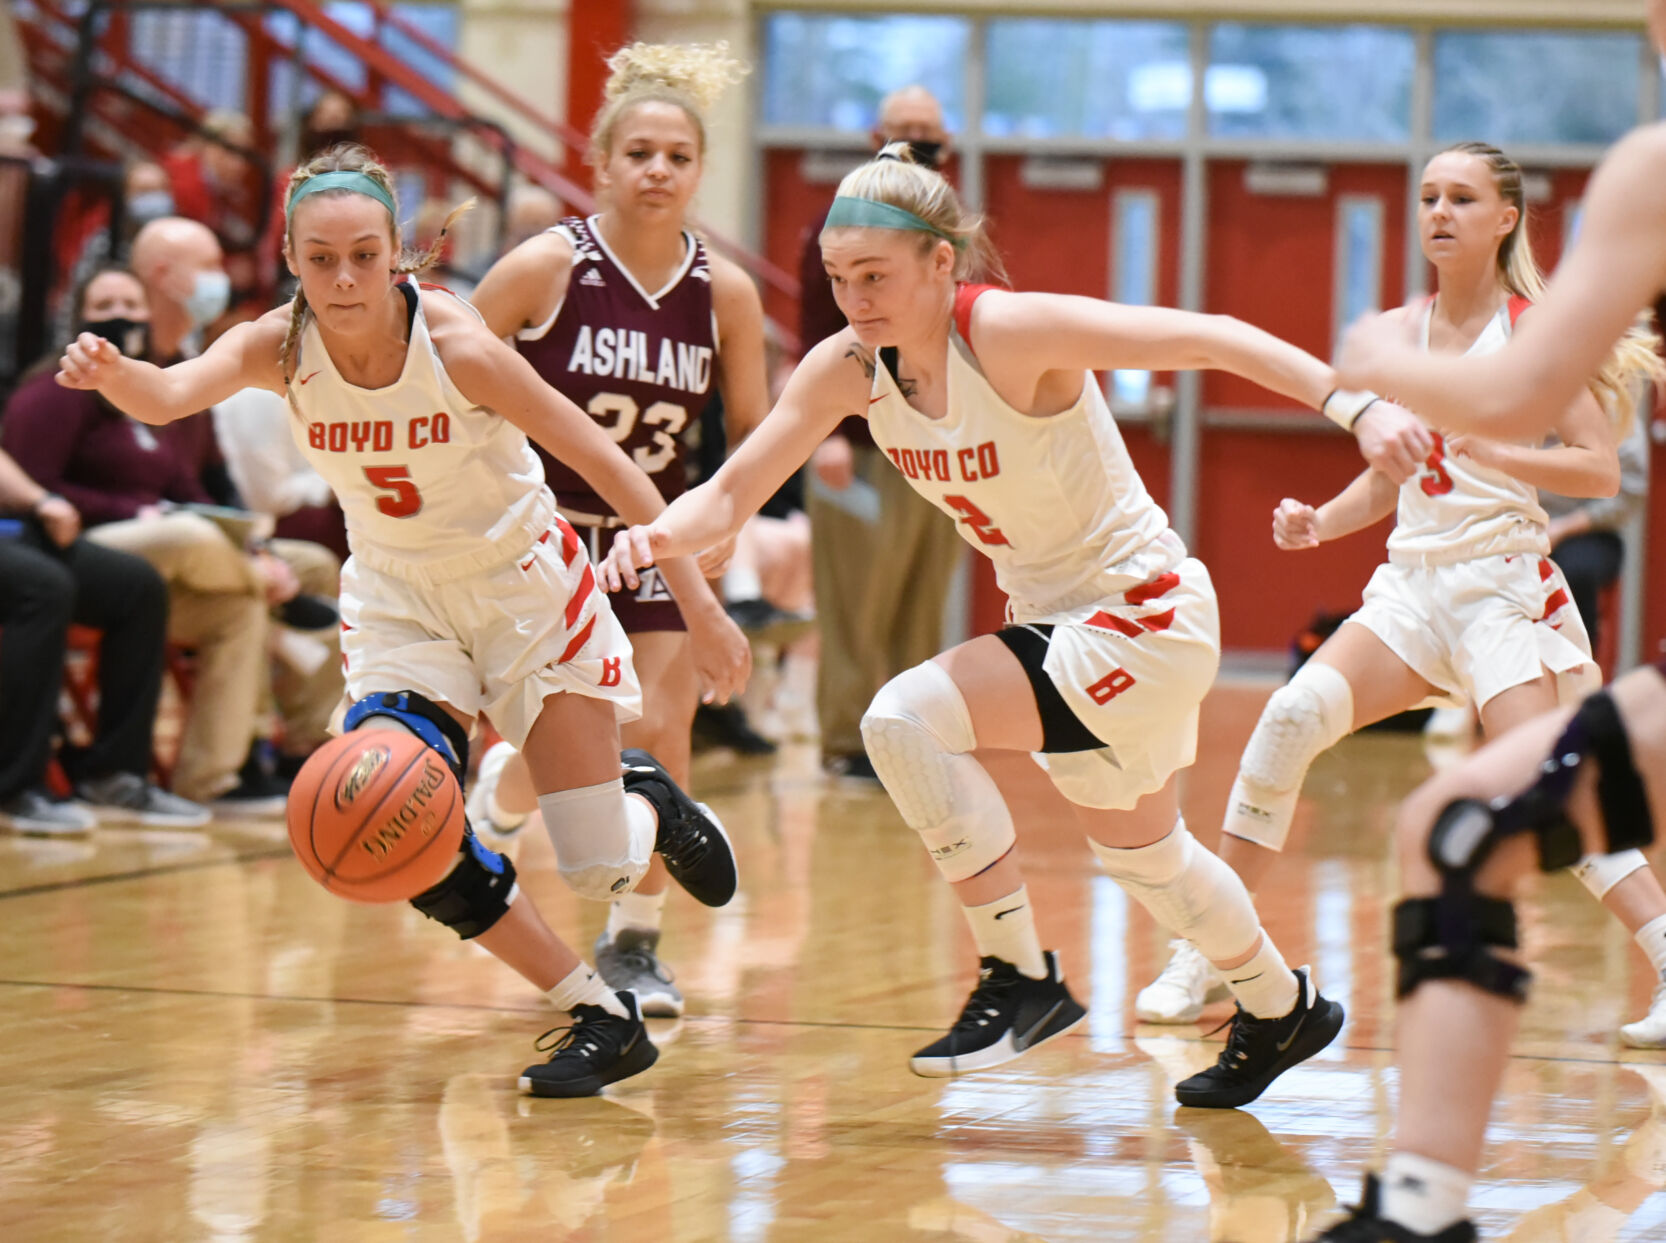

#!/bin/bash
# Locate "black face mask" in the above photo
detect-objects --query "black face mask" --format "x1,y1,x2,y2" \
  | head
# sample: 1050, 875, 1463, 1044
904, 139, 945, 168
79, 317, 149, 360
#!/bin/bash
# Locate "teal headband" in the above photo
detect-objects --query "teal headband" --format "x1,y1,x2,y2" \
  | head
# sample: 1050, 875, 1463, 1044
286, 170, 396, 220
823, 196, 964, 248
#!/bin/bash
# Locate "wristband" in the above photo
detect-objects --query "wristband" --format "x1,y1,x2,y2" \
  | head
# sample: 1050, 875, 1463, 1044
1321, 388, 1380, 431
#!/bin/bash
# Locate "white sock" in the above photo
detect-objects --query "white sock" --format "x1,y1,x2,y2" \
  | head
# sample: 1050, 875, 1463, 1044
1221, 937, 1301, 1020
1636, 913, 1666, 980
1381, 1152, 1472, 1235
544, 962, 628, 1018
964, 887, 1047, 979
607, 888, 667, 938
723, 565, 763, 600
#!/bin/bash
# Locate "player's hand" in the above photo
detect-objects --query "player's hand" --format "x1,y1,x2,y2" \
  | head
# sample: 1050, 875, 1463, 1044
252, 549, 299, 605
1272, 498, 1322, 550
811, 433, 855, 490
1352, 400, 1433, 485
1444, 432, 1500, 470
34, 495, 80, 547
56, 332, 123, 390
601, 523, 669, 593
687, 607, 752, 705
696, 533, 737, 578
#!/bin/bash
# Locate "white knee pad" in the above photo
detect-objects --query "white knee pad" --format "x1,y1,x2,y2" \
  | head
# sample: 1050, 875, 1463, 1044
1571, 849, 1648, 900
1090, 819, 1262, 963
538, 778, 655, 901
860, 661, 1015, 882
1223, 661, 1354, 851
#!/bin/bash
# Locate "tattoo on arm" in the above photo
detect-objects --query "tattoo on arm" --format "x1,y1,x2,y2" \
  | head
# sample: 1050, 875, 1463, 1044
895, 371, 918, 399
845, 345, 875, 380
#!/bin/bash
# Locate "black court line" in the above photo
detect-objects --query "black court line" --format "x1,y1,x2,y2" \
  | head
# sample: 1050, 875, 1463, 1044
0, 845, 293, 902
0, 976, 1651, 1070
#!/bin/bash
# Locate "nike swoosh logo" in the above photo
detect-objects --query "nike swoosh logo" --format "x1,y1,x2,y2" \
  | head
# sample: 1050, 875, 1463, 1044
1013, 1000, 1065, 1052
1275, 1007, 1308, 1053
1229, 971, 1264, 985
299, 370, 321, 385
993, 906, 1024, 921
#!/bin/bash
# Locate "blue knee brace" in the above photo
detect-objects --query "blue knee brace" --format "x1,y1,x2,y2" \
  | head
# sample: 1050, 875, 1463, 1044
344, 690, 470, 785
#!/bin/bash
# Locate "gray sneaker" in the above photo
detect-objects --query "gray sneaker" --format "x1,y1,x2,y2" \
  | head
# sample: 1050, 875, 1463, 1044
75, 772, 211, 829
594, 928, 684, 1018
0, 789, 97, 836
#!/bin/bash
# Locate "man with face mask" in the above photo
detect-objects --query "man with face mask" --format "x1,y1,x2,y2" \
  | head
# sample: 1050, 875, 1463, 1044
795, 85, 965, 781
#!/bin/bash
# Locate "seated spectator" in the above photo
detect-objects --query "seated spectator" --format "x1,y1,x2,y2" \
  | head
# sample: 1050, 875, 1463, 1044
56, 160, 176, 344
2, 266, 298, 812
0, 442, 209, 833
213, 386, 347, 563
1545, 411, 1650, 658
502, 183, 562, 252
160, 110, 261, 311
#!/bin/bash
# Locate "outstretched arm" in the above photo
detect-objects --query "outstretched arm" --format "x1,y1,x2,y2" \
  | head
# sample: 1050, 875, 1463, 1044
55, 315, 288, 423
972, 289, 1434, 482
1339, 124, 1666, 438
608, 333, 861, 579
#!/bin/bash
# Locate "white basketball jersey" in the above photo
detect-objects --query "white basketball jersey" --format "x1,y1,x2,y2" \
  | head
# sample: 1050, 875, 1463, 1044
288, 278, 554, 585
865, 285, 1178, 623
1387, 299, 1549, 566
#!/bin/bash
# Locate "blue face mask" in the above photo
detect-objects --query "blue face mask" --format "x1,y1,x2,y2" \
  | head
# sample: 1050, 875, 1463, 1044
127, 190, 175, 225
184, 270, 231, 328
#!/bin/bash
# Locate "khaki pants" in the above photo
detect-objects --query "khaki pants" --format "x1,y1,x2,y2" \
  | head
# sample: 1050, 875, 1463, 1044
88, 513, 266, 800
267, 537, 343, 755
807, 448, 964, 757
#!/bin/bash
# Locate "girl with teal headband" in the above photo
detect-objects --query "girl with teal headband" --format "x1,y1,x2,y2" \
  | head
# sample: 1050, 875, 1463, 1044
54, 141, 746, 1100
603, 139, 1434, 1100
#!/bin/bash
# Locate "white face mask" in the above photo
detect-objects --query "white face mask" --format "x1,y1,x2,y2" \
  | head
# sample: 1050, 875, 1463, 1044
183, 270, 231, 328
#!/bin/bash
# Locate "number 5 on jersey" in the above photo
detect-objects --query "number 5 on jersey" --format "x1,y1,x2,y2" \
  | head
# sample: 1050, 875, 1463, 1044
364, 465, 422, 518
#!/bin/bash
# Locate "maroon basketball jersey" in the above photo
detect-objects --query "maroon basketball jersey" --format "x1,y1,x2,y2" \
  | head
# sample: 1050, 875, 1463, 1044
515, 215, 717, 518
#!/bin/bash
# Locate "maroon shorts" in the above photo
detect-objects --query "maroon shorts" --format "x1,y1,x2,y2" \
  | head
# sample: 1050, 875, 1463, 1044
579, 522, 685, 634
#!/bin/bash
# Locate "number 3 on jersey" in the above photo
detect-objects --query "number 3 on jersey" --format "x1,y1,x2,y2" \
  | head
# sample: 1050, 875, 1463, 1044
588, 392, 689, 474
1418, 432, 1454, 497
943, 494, 1010, 546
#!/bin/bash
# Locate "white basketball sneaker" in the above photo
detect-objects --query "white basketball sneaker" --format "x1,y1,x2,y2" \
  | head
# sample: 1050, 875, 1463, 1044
1135, 939, 1230, 1024
1620, 980, 1666, 1049
466, 741, 528, 847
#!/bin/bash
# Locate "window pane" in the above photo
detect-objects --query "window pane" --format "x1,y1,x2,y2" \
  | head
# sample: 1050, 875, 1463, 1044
1112, 191, 1160, 406
1434, 30, 1639, 146
759, 14, 968, 131
1333, 196, 1383, 347
1207, 24, 1414, 141
129, 7, 250, 113
984, 20, 1189, 140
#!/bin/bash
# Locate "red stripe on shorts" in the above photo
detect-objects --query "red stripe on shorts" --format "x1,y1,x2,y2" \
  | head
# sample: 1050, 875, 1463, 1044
557, 615, 596, 663
1124, 571, 1180, 606
554, 515, 581, 565
565, 563, 596, 628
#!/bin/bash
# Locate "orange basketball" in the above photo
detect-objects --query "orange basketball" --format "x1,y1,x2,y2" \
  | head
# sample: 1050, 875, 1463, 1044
286, 730, 466, 903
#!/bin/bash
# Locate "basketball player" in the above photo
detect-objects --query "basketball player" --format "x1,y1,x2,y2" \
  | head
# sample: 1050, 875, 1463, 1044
1137, 141, 1666, 1053
54, 144, 744, 1098
601, 142, 1426, 1105
1291, 1, 1666, 1230
467, 41, 762, 1018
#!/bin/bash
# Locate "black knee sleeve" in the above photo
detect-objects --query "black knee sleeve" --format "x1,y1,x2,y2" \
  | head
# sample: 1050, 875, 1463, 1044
1393, 891, 1529, 1003
409, 829, 517, 940
1496, 689, 1654, 868
344, 690, 471, 785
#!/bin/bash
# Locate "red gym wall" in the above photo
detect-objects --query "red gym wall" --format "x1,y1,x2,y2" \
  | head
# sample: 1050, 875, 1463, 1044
762, 152, 1665, 659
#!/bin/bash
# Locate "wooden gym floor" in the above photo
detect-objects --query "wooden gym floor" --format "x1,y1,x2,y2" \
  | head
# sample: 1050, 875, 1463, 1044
1, 676, 1664, 1241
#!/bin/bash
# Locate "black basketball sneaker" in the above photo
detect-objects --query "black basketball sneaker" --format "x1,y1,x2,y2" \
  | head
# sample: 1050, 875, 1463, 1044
910, 951, 1087, 1077
1175, 966, 1344, 1108
1312, 1175, 1477, 1241
621, 749, 737, 907
519, 990, 659, 1098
